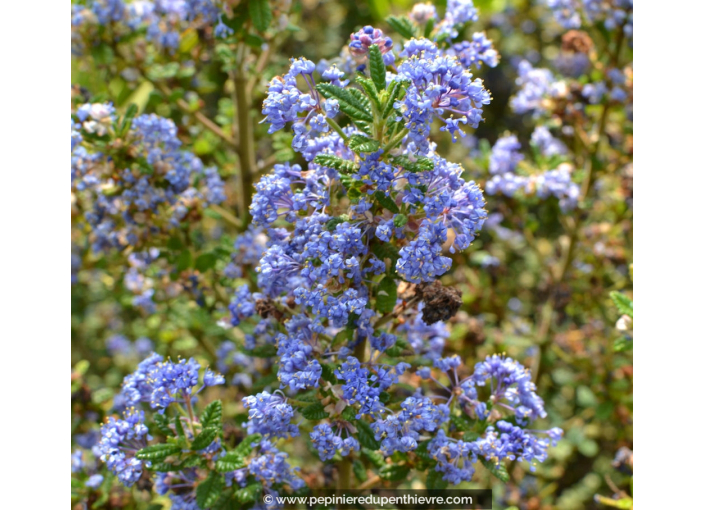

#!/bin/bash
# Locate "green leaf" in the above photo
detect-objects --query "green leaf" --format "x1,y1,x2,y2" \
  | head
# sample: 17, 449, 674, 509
136, 443, 182, 461
379, 464, 411, 481
313, 154, 357, 174
356, 76, 382, 113
341, 406, 357, 421
301, 402, 328, 421
321, 363, 338, 384
362, 447, 385, 468
356, 420, 381, 450
151, 462, 179, 472
200, 400, 223, 430
386, 16, 415, 39
374, 191, 399, 213
195, 252, 217, 272
153, 413, 174, 437
234, 483, 263, 504
393, 214, 408, 228
196, 472, 225, 509
376, 276, 398, 314
233, 434, 262, 457
450, 413, 476, 433
348, 134, 381, 154
317, 83, 373, 123
347, 88, 372, 114
392, 155, 434, 173
175, 416, 186, 438
381, 80, 406, 120
216, 452, 247, 472
426, 469, 449, 490
369, 45, 387, 92
371, 242, 400, 268
248, 0, 272, 33
182, 455, 206, 468
190, 427, 219, 451
480, 458, 510, 483
379, 391, 391, 404
211, 488, 236, 510
610, 291, 633, 318
353, 459, 368, 482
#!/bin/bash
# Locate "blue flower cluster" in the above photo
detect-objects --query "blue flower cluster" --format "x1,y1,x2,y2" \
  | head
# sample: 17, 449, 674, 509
249, 440, 306, 491
336, 357, 410, 418
72, 106, 225, 254
97, 409, 150, 486
243, 391, 300, 439
510, 61, 559, 116
72, 0, 223, 53
310, 423, 360, 461
371, 396, 448, 455
486, 134, 579, 212
395, 49, 492, 153
117, 353, 224, 411
420, 355, 563, 483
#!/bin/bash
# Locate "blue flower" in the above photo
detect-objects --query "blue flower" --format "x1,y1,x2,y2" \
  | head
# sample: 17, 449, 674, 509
97, 409, 150, 487
243, 391, 300, 439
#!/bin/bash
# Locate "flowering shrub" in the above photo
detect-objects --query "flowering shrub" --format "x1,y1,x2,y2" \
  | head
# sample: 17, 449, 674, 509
72, 0, 632, 509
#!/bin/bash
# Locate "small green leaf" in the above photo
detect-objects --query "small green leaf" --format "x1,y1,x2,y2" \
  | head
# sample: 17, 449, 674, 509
356, 76, 382, 113
376, 276, 398, 314
356, 420, 381, 450
190, 427, 219, 451
450, 413, 476, 433
136, 444, 182, 461
369, 45, 387, 92
348, 134, 381, 153
321, 363, 338, 384
151, 462, 179, 472
381, 80, 406, 120
392, 155, 434, 173
314, 154, 357, 174
393, 214, 408, 228
610, 291, 633, 318
341, 406, 357, 421
216, 452, 246, 472
175, 416, 186, 438
353, 459, 368, 482
480, 458, 510, 483
379, 391, 391, 404
234, 483, 263, 504
153, 413, 174, 437
233, 434, 262, 457
316, 83, 373, 123
195, 252, 217, 272
196, 472, 225, 509
302, 402, 328, 421
386, 16, 415, 39
200, 400, 223, 430
374, 191, 400, 213
426, 469, 449, 490
248, 0, 272, 33
379, 464, 411, 481
362, 447, 385, 467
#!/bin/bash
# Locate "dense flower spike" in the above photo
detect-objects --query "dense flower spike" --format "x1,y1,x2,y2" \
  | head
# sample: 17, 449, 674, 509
97, 409, 150, 487
243, 391, 300, 439
396, 51, 491, 153
310, 423, 360, 461
349, 26, 395, 65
